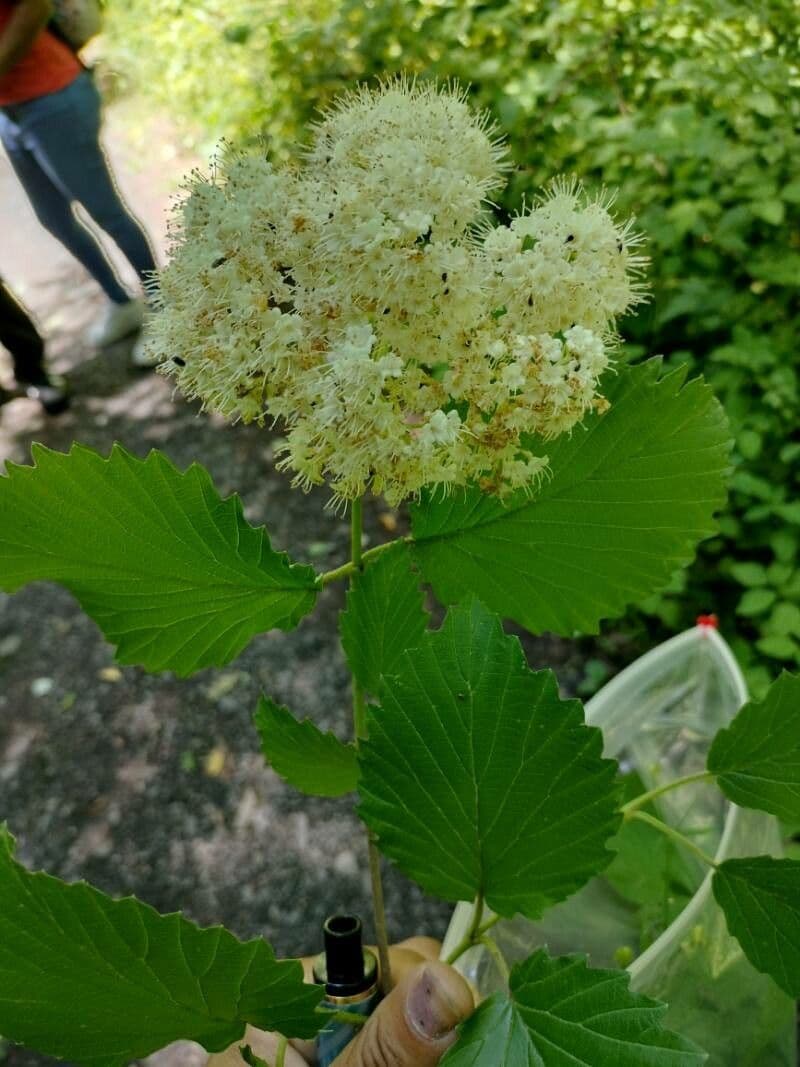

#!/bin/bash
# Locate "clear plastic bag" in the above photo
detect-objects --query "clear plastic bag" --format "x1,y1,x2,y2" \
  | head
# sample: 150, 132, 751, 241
441, 625, 797, 1066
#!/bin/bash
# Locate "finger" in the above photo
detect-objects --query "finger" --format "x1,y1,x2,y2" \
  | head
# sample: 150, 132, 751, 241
392, 936, 442, 962
332, 961, 473, 1067
383, 946, 431, 985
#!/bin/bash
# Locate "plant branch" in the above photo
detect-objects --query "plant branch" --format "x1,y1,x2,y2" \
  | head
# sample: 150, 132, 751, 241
620, 770, 715, 820
444, 894, 486, 965
349, 497, 393, 994
326, 1010, 369, 1028
317, 535, 411, 587
479, 934, 511, 985
630, 811, 718, 869
479, 914, 501, 936
275, 1037, 288, 1067
350, 497, 364, 572
367, 835, 392, 994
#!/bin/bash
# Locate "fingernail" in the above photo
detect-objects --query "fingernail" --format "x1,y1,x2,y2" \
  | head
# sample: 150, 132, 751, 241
406, 965, 462, 1041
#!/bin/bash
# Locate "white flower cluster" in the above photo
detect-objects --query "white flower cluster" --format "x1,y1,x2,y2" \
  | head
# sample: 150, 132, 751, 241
148, 80, 646, 505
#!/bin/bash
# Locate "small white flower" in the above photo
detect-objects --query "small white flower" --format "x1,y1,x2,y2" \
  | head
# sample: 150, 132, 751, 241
501, 362, 527, 391
538, 336, 564, 363
398, 210, 433, 236
148, 81, 646, 505
419, 409, 462, 447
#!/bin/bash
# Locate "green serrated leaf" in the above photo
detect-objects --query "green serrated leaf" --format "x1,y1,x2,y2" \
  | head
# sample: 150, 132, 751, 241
713, 856, 800, 997
339, 543, 429, 695
756, 635, 799, 661
410, 361, 731, 636
0, 826, 322, 1067
770, 531, 797, 564
254, 697, 358, 797
737, 587, 776, 617
782, 179, 800, 204
737, 429, 762, 460
708, 672, 800, 821
751, 198, 785, 225
358, 599, 620, 918
0, 444, 318, 675
729, 562, 767, 587
441, 950, 705, 1066
768, 601, 800, 637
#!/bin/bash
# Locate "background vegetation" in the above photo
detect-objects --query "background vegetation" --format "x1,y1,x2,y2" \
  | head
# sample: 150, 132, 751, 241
103, 0, 800, 692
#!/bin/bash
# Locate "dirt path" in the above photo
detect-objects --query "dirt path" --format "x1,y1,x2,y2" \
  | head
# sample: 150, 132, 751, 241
0, 96, 584, 1067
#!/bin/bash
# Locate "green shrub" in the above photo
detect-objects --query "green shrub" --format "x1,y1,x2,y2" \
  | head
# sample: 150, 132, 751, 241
103, 0, 800, 687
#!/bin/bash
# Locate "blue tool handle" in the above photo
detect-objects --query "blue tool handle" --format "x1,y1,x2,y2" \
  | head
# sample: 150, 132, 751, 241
315, 993, 378, 1066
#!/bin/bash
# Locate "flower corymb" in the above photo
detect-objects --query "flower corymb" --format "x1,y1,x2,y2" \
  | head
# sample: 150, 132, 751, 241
148, 80, 646, 505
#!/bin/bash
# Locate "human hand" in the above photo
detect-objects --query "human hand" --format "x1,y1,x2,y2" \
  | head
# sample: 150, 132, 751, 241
207, 938, 474, 1067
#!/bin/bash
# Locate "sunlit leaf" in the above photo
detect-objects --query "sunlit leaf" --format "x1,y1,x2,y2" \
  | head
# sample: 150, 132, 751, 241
442, 949, 705, 1066
708, 672, 800, 822
359, 599, 620, 917
0, 826, 322, 1066
713, 856, 800, 998
0, 444, 318, 674
254, 697, 358, 797
411, 361, 730, 635
339, 542, 429, 695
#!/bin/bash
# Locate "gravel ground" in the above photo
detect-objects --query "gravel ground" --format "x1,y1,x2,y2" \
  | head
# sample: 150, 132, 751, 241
0, 101, 593, 1067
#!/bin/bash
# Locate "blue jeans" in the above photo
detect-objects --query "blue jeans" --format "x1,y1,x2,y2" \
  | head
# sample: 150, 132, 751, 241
0, 71, 157, 303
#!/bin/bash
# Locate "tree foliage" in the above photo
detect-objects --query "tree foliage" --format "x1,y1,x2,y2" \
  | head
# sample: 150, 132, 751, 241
103, 0, 800, 685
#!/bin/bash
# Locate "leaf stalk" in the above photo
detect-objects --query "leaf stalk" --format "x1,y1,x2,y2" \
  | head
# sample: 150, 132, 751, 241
444, 894, 488, 965
478, 934, 511, 985
620, 770, 715, 820
349, 497, 393, 993
630, 810, 718, 869
317, 535, 411, 588
276, 1036, 287, 1067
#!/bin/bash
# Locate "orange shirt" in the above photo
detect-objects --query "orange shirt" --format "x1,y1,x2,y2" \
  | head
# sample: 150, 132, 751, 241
0, 0, 81, 107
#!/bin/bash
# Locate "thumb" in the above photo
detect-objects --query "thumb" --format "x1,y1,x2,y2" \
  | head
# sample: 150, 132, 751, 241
332, 961, 473, 1067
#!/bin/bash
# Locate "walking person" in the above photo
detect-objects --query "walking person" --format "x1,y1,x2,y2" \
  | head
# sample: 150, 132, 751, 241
0, 276, 69, 412
0, 0, 158, 366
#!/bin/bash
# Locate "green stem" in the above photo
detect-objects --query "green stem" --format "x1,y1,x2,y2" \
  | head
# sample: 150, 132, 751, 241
349, 497, 392, 994
444, 894, 486, 966
350, 497, 364, 571
479, 934, 510, 985
631, 811, 718, 869
620, 770, 715, 820
326, 1010, 369, 1028
478, 914, 501, 937
367, 835, 392, 994
317, 535, 410, 588
275, 1037, 288, 1067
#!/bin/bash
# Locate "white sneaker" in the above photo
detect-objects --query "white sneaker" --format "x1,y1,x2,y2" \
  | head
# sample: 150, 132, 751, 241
88, 298, 145, 347
130, 331, 161, 369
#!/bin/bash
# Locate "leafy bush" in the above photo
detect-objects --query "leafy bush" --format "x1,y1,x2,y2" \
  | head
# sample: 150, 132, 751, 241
3, 74, 800, 1067
103, 0, 800, 687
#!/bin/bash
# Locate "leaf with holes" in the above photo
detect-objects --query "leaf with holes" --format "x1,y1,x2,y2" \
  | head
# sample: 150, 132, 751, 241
441, 949, 705, 1066
0, 444, 318, 674
410, 361, 730, 635
708, 672, 800, 822
358, 599, 620, 917
713, 856, 800, 997
0, 826, 322, 1067
254, 697, 358, 796
339, 542, 429, 695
